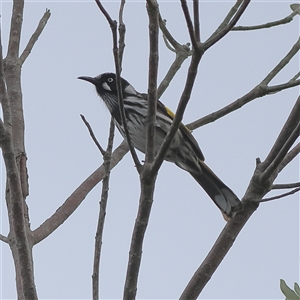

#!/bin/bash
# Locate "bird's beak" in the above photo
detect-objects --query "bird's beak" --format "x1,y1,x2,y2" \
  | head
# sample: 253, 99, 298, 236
78, 76, 98, 85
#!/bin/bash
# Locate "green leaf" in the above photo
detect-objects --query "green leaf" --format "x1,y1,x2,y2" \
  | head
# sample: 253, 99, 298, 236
280, 279, 300, 300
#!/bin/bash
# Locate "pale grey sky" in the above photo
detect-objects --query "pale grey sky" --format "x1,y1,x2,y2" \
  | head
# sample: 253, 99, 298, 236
1, 1, 299, 299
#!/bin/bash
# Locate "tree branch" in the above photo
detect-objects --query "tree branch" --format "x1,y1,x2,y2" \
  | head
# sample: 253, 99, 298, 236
158, 16, 192, 98
123, 2, 159, 299
259, 188, 300, 203
259, 96, 300, 183
186, 47, 300, 131
92, 118, 115, 300
261, 37, 300, 85
145, 0, 159, 163
32, 141, 129, 245
272, 182, 300, 189
80, 114, 106, 156
0, 233, 8, 243
6, 0, 24, 59
193, 0, 200, 42
180, 0, 198, 50
118, 0, 126, 69
151, 51, 202, 175
180, 198, 258, 299
0, 24, 10, 125
232, 7, 300, 31
94, 0, 141, 171
277, 142, 300, 173
19, 9, 51, 64
204, 0, 250, 50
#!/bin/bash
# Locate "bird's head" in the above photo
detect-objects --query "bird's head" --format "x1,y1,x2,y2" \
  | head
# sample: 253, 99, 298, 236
78, 73, 139, 112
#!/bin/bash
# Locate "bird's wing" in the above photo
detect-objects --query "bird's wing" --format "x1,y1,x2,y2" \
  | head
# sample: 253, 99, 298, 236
156, 100, 205, 161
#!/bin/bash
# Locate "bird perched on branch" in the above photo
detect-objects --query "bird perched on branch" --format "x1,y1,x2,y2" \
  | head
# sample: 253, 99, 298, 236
78, 72, 243, 218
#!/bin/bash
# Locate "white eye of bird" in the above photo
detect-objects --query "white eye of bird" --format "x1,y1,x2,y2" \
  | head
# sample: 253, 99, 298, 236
107, 77, 113, 83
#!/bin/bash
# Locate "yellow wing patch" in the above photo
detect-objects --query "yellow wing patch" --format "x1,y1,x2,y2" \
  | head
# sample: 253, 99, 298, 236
164, 105, 175, 119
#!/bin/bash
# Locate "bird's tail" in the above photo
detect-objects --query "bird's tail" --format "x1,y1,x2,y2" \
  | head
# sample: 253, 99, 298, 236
190, 161, 243, 218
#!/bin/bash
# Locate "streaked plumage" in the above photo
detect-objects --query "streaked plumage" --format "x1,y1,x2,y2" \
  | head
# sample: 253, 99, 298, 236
78, 72, 243, 218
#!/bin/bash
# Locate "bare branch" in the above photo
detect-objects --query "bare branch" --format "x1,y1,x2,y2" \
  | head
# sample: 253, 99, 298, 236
186, 50, 300, 131
94, 0, 115, 26
158, 16, 192, 98
272, 182, 300, 189
0, 14, 11, 125
118, 0, 126, 69
80, 114, 106, 156
262, 37, 300, 85
157, 47, 190, 99
180, 0, 198, 50
232, 8, 299, 31
258, 188, 300, 203
266, 79, 300, 94
145, 0, 159, 163
19, 9, 51, 64
0, 233, 8, 243
123, 2, 159, 299
186, 84, 268, 130
277, 142, 300, 173
32, 141, 129, 245
95, 0, 141, 171
6, 0, 24, 59
159, 15, 181, 50
204, 0, 250, 50
92, 118, 114, 300
259, 97, 300, 183
289, 71, 300, 82
193, 0, 200, 42
151, 51, 202, 175
180, 199, 258, 299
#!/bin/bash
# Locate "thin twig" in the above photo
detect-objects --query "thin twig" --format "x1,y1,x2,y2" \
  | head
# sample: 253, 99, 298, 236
118, 0, 126, 68
289, 71, 300, 82
193, 0, 200, 42
19, 9, 51, 64
272, 182, 300, 189
232, 8, 299, 31
277, 142, 300, 173
6, 0, 24, 59
94, 0, 115, 26
0, 23, 10, 125
186, 84, 267, 130
94, 0, 141, 171
180, 0, 198, 50
266, 79, 300, 94
258, 188, 300, 203
145, 0, 159, 163
204, 0, 250, 50
92, 118, 115, 300
212, 0, 243, 33
157, 47, 191, 99
151, 51, 202, 175
80, 114, 106, 156
186, 58, 300, 131
259, 97, 300, 183
261, 122, 299, 184
158, 16, 192, 98
158, 15, 181, 50
0, 233, 8, 243
261, 37, 300, 85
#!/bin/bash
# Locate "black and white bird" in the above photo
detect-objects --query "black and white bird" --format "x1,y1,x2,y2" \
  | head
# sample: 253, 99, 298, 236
78, 72, 243, 218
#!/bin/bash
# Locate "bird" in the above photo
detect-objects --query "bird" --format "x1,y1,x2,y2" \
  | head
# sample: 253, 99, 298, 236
78, 72, 243, 218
